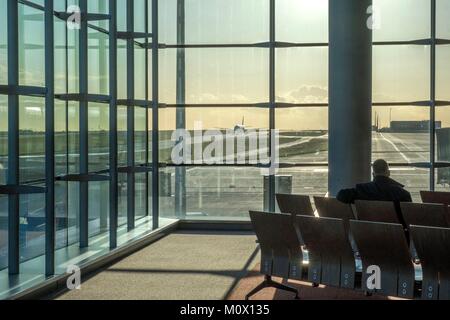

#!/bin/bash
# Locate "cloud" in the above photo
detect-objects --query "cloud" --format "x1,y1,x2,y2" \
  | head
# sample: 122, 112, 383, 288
278, 85, 328, 104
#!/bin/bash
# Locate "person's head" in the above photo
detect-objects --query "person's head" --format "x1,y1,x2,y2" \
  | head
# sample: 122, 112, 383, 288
373, 159, 390, 178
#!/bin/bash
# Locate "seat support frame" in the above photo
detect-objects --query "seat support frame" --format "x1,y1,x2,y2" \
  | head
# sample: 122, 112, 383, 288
245, 275, 300, 300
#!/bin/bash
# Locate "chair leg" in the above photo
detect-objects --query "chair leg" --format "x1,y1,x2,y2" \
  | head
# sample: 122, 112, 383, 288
270, 279, 300, 299
245, 277, 270, 300
245, 275, 300, 300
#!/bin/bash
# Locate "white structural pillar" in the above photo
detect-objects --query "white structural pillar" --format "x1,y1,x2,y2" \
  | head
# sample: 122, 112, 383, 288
329, 0, 373, 196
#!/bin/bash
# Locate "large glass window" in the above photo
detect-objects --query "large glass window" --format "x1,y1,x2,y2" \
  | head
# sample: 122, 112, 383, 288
2, 0, 449, 296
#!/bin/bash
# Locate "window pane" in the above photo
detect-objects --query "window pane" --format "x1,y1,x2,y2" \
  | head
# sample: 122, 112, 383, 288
55, 181, 68, 250
160, 108, 270, 164
0, 193, 6, 270
436, 168, 450, 192
118, 106, 128, 166
117, 40, 127, 99
135, 107, 146, 164
88, 103, 109, 172
437, 45, 450, 101
134, 0, 147, 33
135, 173, 147, 220
0, 0, 7, 85
276, 0, 328, 43
88, 0, 109, 14
159, 0, 269, 45
88, 181, 109, 237
19, 4, 45, 87
373, 0, 430, 42
373, 45, 430, 102
276, 48, 328, 104
276, 107, 328, 164
435, 106, 450, 163
19, 96, 45, 183
390, 167, 428, 202
68, 22, 79, 93
160, 48, 269, 104
20, 192, 45, 265
0, 96, 7, 185
118, 173, 127, 227
55, 14, 67, 94
67, 181, 79, 246
68, 102, 80, 174
437, 0, 450, 39
372, 106, 430, 164
88, 28, 109, 95
160, 167, 262, 220
276, 167, 328, 198
135, 46, 146, 100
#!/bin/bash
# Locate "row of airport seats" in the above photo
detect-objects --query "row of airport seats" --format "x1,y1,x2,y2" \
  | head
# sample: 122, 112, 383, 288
247, 191, 450, 300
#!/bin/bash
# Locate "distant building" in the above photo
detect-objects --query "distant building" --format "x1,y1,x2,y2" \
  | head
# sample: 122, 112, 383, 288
390, 120, 442, 133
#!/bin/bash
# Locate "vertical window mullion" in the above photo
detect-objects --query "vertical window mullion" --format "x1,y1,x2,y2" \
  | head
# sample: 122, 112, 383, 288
145, 0, 149, 218
151, 0, 159, 230
268, 0, 276, 212
127, 0, 135, 231
79, 0, 89, 248
7, 0, 20, 275
44, 0, 55, 276
430, 0, 436, 191
109, 0, 118, 249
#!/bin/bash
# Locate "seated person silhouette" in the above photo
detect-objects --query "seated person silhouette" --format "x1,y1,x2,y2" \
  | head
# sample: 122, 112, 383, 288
337, 159, 412, 205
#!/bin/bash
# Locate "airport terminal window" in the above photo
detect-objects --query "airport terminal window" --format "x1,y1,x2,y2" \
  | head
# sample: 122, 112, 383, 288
372, 0, 450, 196
0, 0, 449, 281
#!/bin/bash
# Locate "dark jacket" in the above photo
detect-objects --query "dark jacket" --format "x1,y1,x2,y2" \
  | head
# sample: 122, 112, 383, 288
337, 176, 412, 229
336, 176, 412, 204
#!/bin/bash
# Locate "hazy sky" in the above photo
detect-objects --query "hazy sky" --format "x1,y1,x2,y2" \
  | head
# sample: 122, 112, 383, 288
1, 0, 450, 132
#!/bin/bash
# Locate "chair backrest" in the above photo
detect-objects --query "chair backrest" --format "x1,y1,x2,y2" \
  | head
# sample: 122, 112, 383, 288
400, 202, 449, 229
410, 225, 450, 300
355, 200, 400, 224
314, 196, 355, 222
276, 193, 314, 216
349, 220, 415, 298
295, 215, 355, 289
249, 211, 303, 280
420, 190, 450, 206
